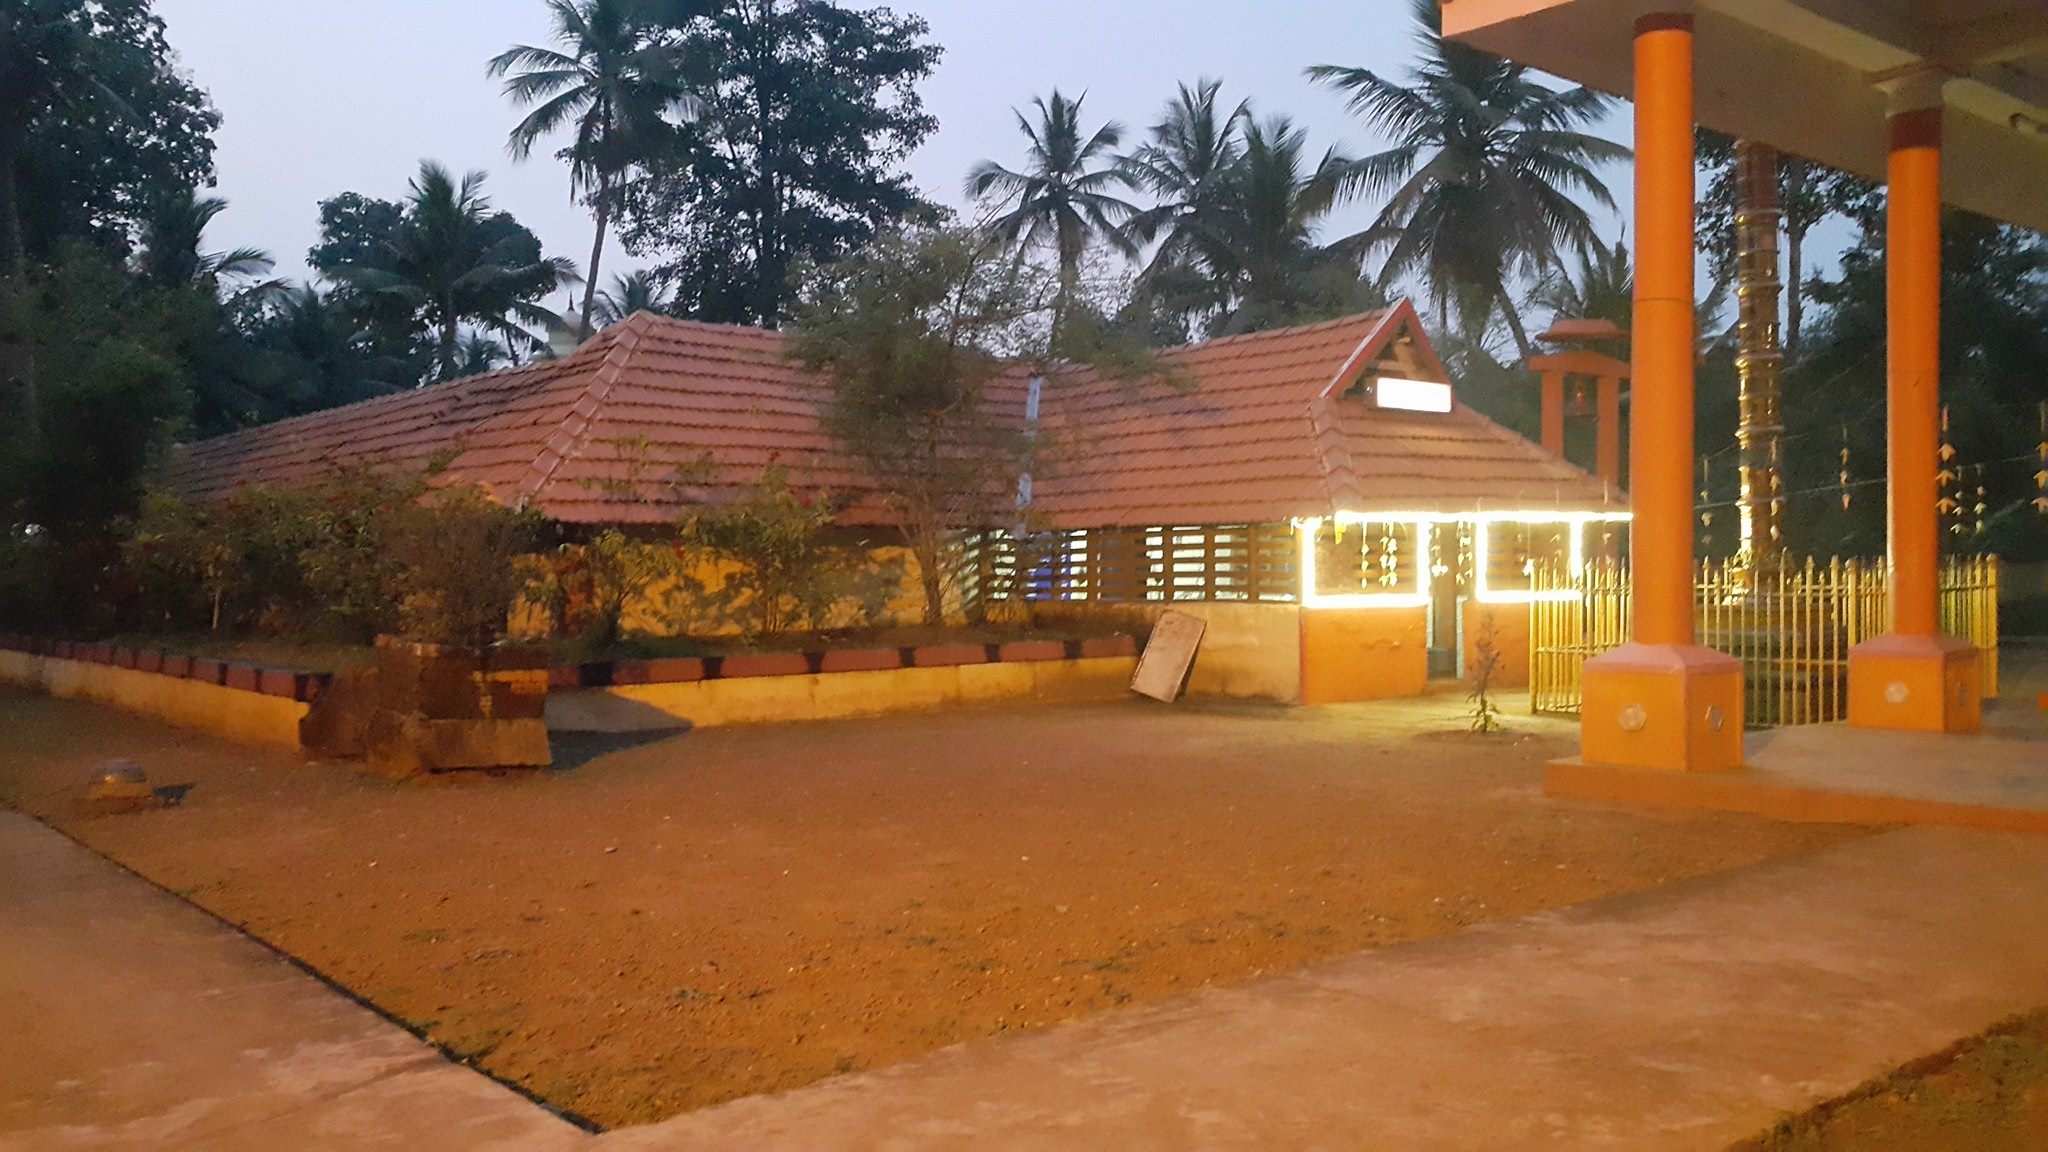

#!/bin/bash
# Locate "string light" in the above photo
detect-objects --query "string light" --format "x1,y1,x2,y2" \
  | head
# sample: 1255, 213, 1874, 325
1293, 511, 1626, 608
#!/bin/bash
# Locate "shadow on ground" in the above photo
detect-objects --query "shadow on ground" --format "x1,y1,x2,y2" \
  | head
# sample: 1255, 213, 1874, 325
549, 727, 692, 773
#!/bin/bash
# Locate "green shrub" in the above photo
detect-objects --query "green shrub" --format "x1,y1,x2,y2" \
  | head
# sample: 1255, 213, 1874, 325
676, 466, 863, 637
385, 486, 542, 648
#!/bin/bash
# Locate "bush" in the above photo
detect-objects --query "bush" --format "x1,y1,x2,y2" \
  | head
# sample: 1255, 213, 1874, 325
528, 528, 677, 650
121, 464, 429, 641
385, 486, 542, 648
676, 466, 865, 637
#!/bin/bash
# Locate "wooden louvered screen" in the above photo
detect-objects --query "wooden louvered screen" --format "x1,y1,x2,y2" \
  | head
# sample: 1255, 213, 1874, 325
961, 523, 1300, 609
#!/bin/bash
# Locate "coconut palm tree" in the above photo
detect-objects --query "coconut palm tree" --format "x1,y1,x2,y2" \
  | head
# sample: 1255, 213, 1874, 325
332, 162, 577, 382
490, 0, 702, 340
966, 90, 1137, 329
1209, 116, 1353, 327
1118, 78, 1248, 280
135, 193, 279, 298
1309, 0, 1629, 361
592, 269, 672, 325
1530, 233, 1733, 358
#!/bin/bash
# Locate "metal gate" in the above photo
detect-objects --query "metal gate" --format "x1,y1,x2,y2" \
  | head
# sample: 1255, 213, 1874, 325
1530, 554, 2000, 726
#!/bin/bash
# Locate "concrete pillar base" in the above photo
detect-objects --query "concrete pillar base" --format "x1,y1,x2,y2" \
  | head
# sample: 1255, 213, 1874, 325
1847, 633, 1981, 733
1580, 643, 1745, 772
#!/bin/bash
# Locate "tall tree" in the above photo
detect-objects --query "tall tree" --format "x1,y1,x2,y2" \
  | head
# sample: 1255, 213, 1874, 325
592, 269, 673, 324
1118, 79, 1248, 275
791, 225, 1163, 623
615, 0, 940, 327
0, 0, 217, 268
326, 163, 576, 382
1791, 208, 2048, 555
1205, 115, 1377, 335
246, 285, 406, 415
1697, 130, 1878, 356
0, 251, 191, 628
490, 0, 706, 341
967, 89, 1137, 330
136, 193, 276, 295
1309, 0, 1627, 361
1123, 108, 1377, 339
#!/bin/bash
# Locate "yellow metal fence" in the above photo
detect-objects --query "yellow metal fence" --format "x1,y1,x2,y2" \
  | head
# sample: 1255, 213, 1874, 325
1530, 554, 2000, 727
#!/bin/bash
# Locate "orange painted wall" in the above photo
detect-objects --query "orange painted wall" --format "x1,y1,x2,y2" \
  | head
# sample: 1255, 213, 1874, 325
1298, 606, 1429, 704
1463, 601, 1531, 690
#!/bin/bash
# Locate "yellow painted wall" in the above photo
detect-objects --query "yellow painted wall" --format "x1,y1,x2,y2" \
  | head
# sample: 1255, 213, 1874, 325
1298, 605, 1430, 704
514, 541, 958, 640
1031, 601, 1305, 703
546, 656, 1138, 732
1463, 600, 1532, 690
0, 651, 308, 748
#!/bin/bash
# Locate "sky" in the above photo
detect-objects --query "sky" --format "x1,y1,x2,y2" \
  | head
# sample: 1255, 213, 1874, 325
151, 0, 1845, 305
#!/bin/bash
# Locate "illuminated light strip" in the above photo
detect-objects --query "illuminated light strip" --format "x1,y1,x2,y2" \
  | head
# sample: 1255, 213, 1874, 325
1295, 511, 1632, 609
1294, 517, 1431, 608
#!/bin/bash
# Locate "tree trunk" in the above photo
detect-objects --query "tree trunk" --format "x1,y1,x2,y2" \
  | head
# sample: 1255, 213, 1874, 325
0, 135, 22, 270
439, 309, 459, 381
913, 531, 944, 626
580, 174, 611, 341
1499, 297, 1535, 364
1784, 222, 1805, 357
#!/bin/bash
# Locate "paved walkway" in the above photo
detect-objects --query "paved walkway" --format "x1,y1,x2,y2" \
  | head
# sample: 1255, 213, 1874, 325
4, 816, 2046, 1150
0, 813, 585, 1152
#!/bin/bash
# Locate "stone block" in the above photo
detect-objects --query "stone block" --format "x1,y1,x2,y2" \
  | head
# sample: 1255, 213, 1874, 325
996, 640, 1067, 663
1079, 634, 1139, 659
720, 652, 810, 679
818, 647, 901, 674
911, 643, 986, 668
613, 657, 707, 685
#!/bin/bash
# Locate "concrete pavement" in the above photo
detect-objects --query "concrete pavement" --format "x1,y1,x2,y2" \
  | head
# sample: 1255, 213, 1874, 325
0, 813, 586, 1152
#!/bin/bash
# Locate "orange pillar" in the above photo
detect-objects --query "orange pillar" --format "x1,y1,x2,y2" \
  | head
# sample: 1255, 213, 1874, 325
1541, 370, 1566, 456
1847, 91, 1981, 733
1574, 10, 1743, 773
1595, 375, 1622, 487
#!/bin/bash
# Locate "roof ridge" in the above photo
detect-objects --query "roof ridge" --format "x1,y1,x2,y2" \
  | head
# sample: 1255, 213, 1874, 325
1154, 307, 1393, 355
632, 312, 789, 343
171, 324, 632, 455
517, 313, 651, 505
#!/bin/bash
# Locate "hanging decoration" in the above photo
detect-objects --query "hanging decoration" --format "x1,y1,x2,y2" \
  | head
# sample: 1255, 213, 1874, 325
1697, 455, 1714, 551
2036, 401, 2047, 516
1971, 463, 1988, 537
1937, 406, 1963, 537
1839, 424, 1853, 511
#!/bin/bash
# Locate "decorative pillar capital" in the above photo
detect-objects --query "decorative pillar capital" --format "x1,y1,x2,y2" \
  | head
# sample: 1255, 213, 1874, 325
1628, 0, 1694, 23
1874, 66, 1951, 118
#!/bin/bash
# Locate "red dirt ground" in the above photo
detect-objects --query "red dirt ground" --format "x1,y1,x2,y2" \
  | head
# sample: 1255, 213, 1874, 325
0, 689, 1866, 1129
1732, 1008, 2048, 1151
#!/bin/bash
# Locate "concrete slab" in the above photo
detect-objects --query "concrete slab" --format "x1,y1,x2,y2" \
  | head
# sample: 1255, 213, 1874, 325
1547, 696, 2047, 832
0, 813, 587, 1152
597, 827, 2048, 1151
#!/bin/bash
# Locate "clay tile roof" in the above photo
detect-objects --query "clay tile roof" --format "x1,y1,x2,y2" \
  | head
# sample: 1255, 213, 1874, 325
170, 311, 891, 527
170, 304, 1624, 530
1029, 301, 1626, 526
